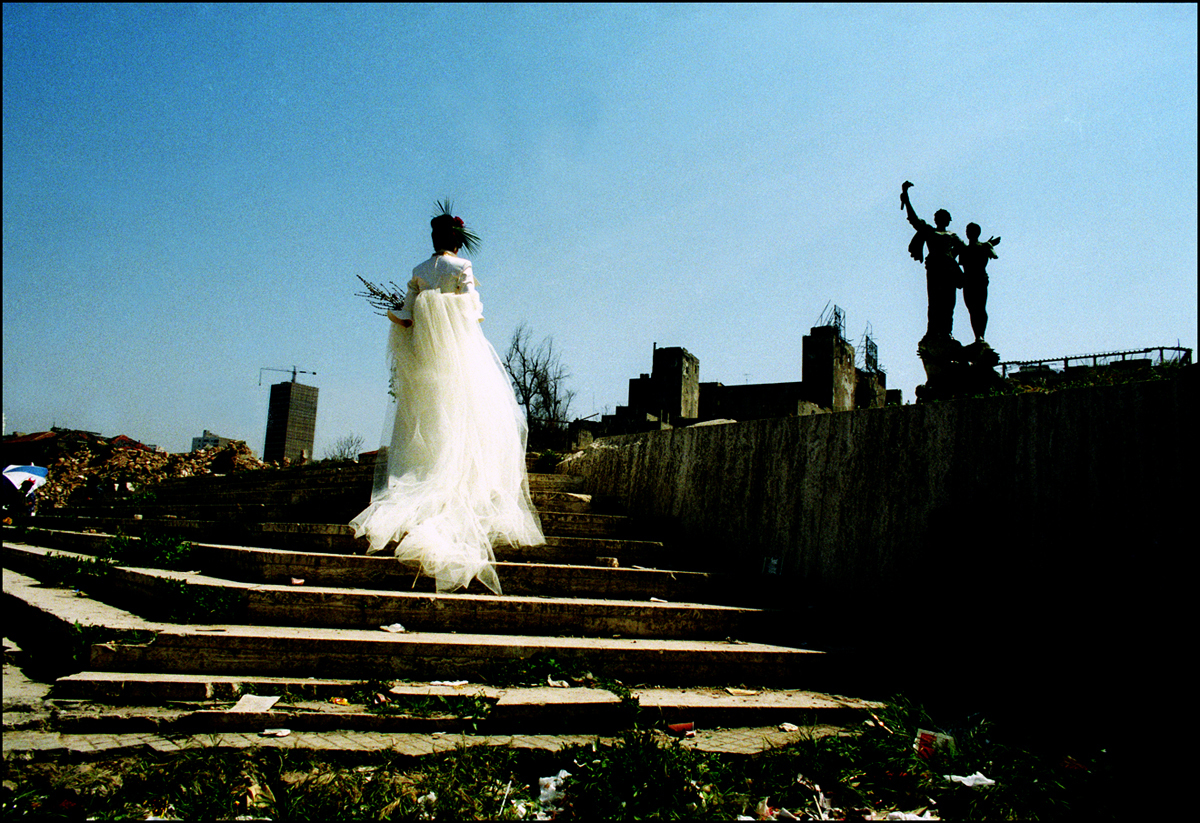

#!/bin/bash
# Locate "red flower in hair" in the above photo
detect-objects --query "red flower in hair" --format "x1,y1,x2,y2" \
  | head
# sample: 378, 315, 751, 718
454, 217, 464, 227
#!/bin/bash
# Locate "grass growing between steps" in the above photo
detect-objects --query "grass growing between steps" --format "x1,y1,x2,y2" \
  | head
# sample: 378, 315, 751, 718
101, 531, 201, 571
348, 680, 494, 727
27, 529, 199, 591
1, 698, 1113, 820
30, 530, 247, 624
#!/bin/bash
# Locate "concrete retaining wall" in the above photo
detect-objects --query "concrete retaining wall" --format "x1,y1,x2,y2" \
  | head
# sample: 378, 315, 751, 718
566, 368, 1193, 595
565, 368, 1195, 735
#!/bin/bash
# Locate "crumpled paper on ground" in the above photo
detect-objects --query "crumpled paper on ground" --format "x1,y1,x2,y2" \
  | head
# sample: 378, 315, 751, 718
945, 771, 995, 788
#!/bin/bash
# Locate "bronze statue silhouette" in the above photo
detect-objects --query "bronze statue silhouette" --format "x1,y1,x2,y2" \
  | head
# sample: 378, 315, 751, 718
958, 222, 1000, 343
901, 181, 964, 341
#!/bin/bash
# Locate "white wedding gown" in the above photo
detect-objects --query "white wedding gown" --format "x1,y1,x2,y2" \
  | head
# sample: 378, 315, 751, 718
350, 256, 543, 594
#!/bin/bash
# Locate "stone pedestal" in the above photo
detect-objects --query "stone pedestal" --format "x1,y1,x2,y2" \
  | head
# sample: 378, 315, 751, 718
915, 335, 1006, 402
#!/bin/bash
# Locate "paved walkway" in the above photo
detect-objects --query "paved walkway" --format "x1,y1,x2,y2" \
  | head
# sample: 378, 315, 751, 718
4, 634, 846, 761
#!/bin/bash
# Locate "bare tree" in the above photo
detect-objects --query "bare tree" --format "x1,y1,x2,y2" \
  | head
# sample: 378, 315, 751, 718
504, 323, 576, 446
323, 433, 366, 462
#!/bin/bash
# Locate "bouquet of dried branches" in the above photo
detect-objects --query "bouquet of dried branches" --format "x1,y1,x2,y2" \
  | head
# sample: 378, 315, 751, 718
355, 274, 405, 317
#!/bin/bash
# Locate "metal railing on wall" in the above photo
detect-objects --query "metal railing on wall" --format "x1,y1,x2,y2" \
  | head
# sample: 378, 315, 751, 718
997, 346, 1193, 378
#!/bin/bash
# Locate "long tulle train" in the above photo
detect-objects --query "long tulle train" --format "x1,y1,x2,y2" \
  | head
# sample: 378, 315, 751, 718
350, 290, 543, 594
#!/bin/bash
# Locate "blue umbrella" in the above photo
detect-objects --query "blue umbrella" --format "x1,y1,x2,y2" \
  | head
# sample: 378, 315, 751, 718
3, 464, 48, 492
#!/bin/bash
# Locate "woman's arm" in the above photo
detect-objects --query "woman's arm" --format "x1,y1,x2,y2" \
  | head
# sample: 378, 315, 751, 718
388, 276, 420, 326
456, 262, 484, 322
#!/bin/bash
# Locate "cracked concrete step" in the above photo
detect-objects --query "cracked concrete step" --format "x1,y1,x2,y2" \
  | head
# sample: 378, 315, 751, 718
44, 471, 586, 520
70, 467, 576, 496
5, 533, 692, 598
49, 680, 627, 734
3, 567, 818, 685
7, 522, 672, 565
4, 543, 766, 640
23, 507, 637, 538
57, 490, 596, 521
88, 629, 820, 686
203, 544, 712, 601
103, 487, 596, 513
49, 672, 883, 734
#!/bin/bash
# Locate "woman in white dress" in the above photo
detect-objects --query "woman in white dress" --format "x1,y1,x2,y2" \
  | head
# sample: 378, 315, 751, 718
351, 206, 544, 594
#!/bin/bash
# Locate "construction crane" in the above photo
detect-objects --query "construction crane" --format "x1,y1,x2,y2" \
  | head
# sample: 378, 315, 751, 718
258, 366, 317, 386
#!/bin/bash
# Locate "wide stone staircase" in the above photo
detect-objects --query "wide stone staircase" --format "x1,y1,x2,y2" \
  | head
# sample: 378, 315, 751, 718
3, 462, 881, 741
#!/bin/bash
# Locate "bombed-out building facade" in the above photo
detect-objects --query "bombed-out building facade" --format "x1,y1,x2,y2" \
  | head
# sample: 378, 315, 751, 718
589, 313, 897, 438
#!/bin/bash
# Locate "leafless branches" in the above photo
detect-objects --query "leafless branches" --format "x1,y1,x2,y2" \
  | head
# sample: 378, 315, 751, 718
504, 323, 576, 443
323, 433, 365, 462
355, 275, 405, 316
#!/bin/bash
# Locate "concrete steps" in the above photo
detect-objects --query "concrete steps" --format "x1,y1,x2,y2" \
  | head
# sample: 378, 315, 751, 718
3, 566, 816, 686
3, 543, 762, 640
30, 508, 643, 540
86, 628, 817, 686
43, 672, 881, 735
0, 464, 876, 740
19, 518, 676, 567
68, 470, 588, 523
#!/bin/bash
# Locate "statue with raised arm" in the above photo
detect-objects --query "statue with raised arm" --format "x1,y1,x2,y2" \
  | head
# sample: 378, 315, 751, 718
901, 181, 964, 341
901, 181, 1005, 402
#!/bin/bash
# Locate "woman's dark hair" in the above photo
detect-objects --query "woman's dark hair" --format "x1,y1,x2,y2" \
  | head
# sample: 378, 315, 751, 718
431, 214, 460, 251
430, 200, 480, 253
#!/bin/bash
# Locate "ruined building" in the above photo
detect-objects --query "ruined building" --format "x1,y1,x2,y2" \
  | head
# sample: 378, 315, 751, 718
594, 318, 892, 437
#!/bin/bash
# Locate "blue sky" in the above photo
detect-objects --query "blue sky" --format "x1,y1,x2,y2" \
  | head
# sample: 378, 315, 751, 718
4, 4, 1196, 454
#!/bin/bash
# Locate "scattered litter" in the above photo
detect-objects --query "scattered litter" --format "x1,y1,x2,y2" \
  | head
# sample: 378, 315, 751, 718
597, 556, 619, 567
650, 597, 669, 603
885, 811, 939, 820
914, 729, 956, 759
867, 711, 896, 735
329, 697, 349, 706
726, 687, 760, 696
538, 769, 571, 806
429, 680, 469, 687
667, 722, 695, 738
228, 694, 280, 713
794, 773, 833, 819
373, 693, 390, 705
260, 728, 290, 737
417, 791, 437, 808
724, 637, 749, 645
547, 675, 569, 688
946, 771, 995, 788
497, 778, 513, 817
778, 722, 801, 733
753, 798, 802, 820
380, 623, 407, 633
289, 577, 305, 585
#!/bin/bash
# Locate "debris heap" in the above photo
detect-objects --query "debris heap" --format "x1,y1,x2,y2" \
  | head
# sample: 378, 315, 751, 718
32, 438, 271, 511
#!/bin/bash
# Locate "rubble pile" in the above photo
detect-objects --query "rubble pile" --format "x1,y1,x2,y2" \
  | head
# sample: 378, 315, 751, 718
36, 439, 271, 511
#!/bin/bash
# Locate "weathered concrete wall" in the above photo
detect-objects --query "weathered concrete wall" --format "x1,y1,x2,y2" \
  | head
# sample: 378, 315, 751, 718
566, 368, 1195, 737
567, 368, 1193, 593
